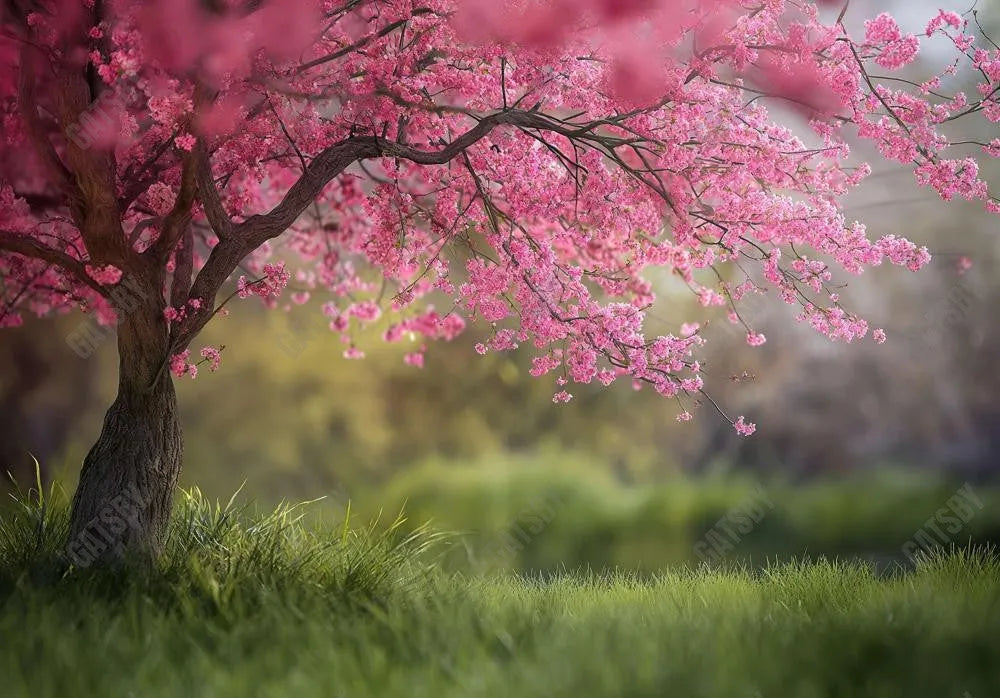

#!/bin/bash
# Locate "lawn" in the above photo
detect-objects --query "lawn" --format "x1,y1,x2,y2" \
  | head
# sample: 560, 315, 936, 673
1, 487, 998, 698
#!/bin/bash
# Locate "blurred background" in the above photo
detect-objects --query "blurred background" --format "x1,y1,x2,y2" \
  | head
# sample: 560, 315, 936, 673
2, 0, 999, 574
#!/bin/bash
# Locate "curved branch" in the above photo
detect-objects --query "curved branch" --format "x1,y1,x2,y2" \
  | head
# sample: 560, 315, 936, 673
236, 109, 570, 246
0, 231, 110, 298
170, 106, 666, 352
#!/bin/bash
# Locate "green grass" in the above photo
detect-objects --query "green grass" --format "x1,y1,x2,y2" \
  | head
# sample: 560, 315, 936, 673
2, 486, 999, 698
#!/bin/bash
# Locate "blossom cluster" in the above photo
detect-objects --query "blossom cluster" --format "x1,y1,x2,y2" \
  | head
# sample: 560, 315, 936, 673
1, 0, 997, 435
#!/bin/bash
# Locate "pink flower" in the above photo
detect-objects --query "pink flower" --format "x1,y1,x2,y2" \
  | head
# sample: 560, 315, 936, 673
383, 324, 405, 342
552, 391, 573, 404
875, 36, 919, 70
926, 10, 963, 36
85, 265, 123, 285
260, 263, 290, 299
1, 313, 24, 328
404, 351, 425, 368
746, 332, 767, 347
238, 263, 291, 301
865, 13, 902, 43
170, 350, 197, 379
872, 328, 887, 345
237, 276, 252, 299
174, 133, 196, 151
348, 300, 381, 323
200, 346, 222, 372
734, 416, 757, 437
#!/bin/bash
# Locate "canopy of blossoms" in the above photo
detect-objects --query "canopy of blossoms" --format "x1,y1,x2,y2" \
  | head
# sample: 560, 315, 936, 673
1, 0, 997, 434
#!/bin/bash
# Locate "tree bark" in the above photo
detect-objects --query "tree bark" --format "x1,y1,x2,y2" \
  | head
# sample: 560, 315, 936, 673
67, 285, 182, 566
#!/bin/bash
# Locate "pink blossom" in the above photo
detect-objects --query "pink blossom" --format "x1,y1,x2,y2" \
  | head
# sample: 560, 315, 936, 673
404, 351, 425, 368
926, 10, 964, 36
746, 332, 767, 347
0, 313, 24, 328
85, 265, 123, 285
865, 14, 902, 43
174, 133, 196, 151
875, 36, 919, 70
734, 416, 757, 437
200, 345, 222, 372
348, 301, 381, 323
170, 350, 197, 379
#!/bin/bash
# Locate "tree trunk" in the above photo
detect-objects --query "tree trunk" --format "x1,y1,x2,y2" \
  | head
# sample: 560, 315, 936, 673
67, 287, 182, 567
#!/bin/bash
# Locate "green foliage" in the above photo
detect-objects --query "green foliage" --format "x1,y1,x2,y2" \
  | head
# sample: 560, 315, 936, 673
0, 464, 71, 578
342, 456, 1000, 573
1, 483, 444, 614
2, 490, 999, 697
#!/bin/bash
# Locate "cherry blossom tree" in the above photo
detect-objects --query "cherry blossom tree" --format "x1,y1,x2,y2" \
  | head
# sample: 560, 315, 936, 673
0, 0, 997, 560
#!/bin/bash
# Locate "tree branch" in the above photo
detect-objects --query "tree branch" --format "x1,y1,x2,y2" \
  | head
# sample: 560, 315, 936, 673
169, 223, 194, 309
295, 8, 437, 74
170, 106, 666, 353
235, 109, 563, 246
150, 149, 197, 261
17, 46, 75, 203
194, 142, 235, 239
46, 56, 129, 265
0, 231, 110, 298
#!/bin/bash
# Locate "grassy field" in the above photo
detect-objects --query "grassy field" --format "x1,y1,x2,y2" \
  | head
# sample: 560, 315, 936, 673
2, 487, 999, 698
